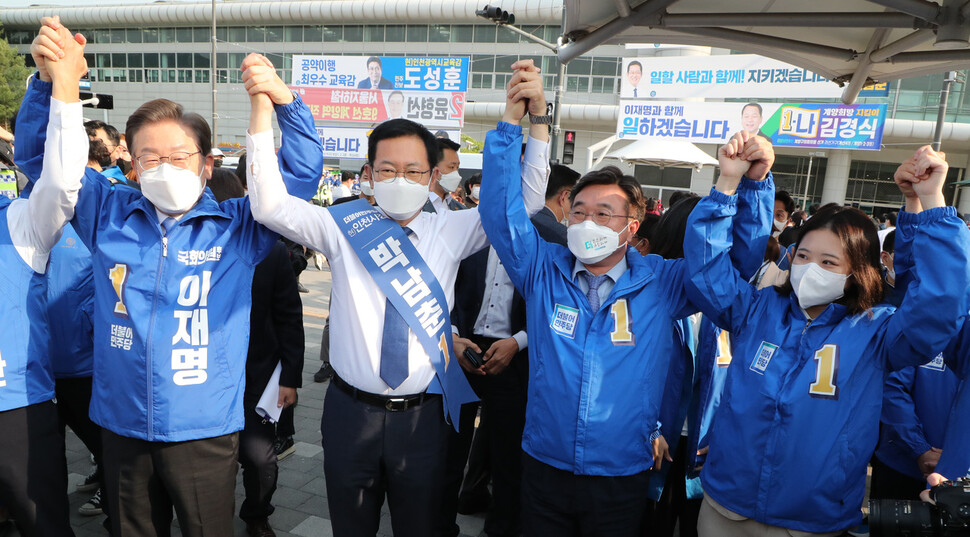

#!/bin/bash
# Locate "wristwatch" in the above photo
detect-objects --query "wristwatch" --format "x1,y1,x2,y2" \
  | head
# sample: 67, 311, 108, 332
530, 114, 553, 125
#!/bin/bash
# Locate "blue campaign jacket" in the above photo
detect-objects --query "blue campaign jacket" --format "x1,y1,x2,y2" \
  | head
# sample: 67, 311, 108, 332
936, 378, 970, 480
684, 189, 970, 533
17, 78, 323, 441
0, 198, 54, 411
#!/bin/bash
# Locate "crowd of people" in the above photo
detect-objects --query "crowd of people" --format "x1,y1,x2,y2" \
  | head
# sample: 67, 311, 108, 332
0, 14, 967, 537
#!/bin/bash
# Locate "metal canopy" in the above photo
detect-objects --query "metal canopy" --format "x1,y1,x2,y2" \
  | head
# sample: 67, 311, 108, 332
559, 0, 970, 103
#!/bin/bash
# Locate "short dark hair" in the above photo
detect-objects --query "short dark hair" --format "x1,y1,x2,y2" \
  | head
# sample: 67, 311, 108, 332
764, 236, 781, 263
366, 56, 382, 68
207, 168, 245, 202
649, 194, 701, 260
464, 172, 482, 189
808, 203, 821, 216
668, 190, 694, 208
367, 118, 440, 170
84, 119, 121, 145
742, 102, 763, 116
546, 163, 580, 200
234, 152, 247, 187
627, 60, 642, 73
636, 212, 661, 240
775, 190, 795, 216
569, 165, 646, 221
777, 204, 884, 315
341, 170, 356, 183
436, 137, 460, 153
126, 99, 211, 162
883, 229, 896, 254
883, 211, 898, 227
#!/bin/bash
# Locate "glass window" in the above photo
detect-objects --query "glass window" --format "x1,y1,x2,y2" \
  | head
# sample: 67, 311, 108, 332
474, 25, 496, 43
592, 78, 603, 93
110, 69, 127, 82
216, 70, 228, 83
146, 69, 160, 83
518, 25, 540, 43
247, 26, 266, 42
143, 53, 159, 68
229, 53, 247, 69
194, 27, 210, 43
194, 53, 210, 68
304, 26, 323, 42
176, 28, 194, 43
125, 28, 142, 43
495, 55, 517, 73
178, 69, 193, 83
592, 57, 616, 76
6, 30, 31, 45
112, 53, 127, 68
385, 25, 405, 42
159, 28, 176, 43
94, 29, 111, 44
196, 69, 210, 83
343, 26, 363, 42
364, 25, 384, 42
497, 26, 518, 43
96, 53, 111, 68
428, 25, 450, 42
407, 25, 428, 42
161, 68, 176, 83
142, 28, 159, 43
266, 53, 285, 70
128, 54, 143, 68
177, 53, 193, 68
602, 78, 615, 93
265, 26, 283, 42
451, 25, 474, 42
129, 70, 144, 83
160, 53, 176, 68
519, 55, 543, 69
217, 53, 229, 69
228, 27, 246, 43
472, 55, 494, 73
543, 26, 560, 42
323, 26, 343, 42
84, 53, 95, 68
284, 26, 303, 42
472, 73, 493, 89
110, 29, 126, 43
568, 57, 591, 76
495, 73, 511, 89
216, 27, 228, 42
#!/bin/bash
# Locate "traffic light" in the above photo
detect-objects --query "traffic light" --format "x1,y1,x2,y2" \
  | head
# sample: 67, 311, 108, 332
475, 4, 515, 24
562, 130, 576, 165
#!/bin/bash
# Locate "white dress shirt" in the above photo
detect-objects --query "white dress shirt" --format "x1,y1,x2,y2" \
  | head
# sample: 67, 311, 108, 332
7, 98, 86, 273
472, 248, 527, 349
248, 129, 548, 395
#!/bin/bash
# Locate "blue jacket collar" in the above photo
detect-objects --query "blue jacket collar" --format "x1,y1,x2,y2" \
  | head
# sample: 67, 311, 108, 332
552, 246, 657, 296
127, 187, 232, 228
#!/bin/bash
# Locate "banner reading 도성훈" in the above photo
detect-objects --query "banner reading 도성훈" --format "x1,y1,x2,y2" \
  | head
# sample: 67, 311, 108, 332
292, 55, 468, 92
617, 101, 887, 150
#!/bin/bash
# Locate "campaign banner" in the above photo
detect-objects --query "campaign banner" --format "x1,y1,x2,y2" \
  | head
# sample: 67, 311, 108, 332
620, 55, 888, 100
292, 55, 468, 92
317, 127, 460, 160
617, 101, 887, 151
293, 87, 465, 128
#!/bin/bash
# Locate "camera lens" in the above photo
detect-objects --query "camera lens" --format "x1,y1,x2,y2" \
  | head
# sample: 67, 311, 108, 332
869, 499, 940, 537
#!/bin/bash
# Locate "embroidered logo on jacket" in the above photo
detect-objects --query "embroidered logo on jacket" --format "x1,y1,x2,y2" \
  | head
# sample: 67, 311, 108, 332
920, 353, 946, 371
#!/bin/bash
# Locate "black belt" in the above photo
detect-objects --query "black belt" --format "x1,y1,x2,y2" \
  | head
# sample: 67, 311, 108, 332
332, 374, 439, 412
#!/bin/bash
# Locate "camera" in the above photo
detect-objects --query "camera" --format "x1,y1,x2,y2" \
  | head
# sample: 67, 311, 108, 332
870, 477, 970, 536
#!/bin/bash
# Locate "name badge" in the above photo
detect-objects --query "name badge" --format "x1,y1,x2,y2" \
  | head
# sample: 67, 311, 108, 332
749, 341, 778, 374
920, 353, 946, 372
551, 304, 579, 339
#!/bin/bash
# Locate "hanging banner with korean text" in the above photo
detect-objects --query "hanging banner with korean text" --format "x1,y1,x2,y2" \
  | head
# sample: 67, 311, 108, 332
617, 101, 887, 151
619, 55, 890, 99
292, 55, 468, 92
293, 87, 465, 128
317, 127, 460, 160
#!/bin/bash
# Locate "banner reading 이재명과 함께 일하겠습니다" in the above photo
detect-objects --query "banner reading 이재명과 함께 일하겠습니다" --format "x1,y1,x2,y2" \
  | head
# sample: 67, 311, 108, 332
616, 101, 887, 151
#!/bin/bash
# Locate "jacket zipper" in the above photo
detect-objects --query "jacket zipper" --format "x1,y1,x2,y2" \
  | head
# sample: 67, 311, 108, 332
145, 231, 168, 440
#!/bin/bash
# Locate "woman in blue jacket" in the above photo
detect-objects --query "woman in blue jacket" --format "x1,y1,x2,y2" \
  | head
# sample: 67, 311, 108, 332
684, 135, 970, 536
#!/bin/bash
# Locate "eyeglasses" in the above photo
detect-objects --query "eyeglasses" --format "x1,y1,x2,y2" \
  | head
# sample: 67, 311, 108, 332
568, 209, 635, 227
135, 151, 201, 171
373, 168, 431, 184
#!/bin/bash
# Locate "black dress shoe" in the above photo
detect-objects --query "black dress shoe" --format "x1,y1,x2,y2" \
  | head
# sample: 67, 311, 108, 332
313, 363, 334, 383
246, 519, 277, 537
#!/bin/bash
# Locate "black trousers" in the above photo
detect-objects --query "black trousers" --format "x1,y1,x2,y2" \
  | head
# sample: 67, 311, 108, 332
321, 380, 450, 537
239, 403, 278, 523
521, 454, 649, 537
0, 400, 75, 537
643, 435, 701, 537
437, 398, 482, 537
869, 456, 925, 501
276, 403, 295, 439
102, 429, 239, 537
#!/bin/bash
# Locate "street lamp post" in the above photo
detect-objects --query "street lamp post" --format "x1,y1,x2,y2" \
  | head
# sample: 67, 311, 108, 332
476, 5, 567, 161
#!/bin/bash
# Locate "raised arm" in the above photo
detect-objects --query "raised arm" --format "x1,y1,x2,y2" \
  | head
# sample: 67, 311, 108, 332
241, 54, 323, 201
510, 60, 550, 216
684, 132, 774, 333
880, 147, 970, 370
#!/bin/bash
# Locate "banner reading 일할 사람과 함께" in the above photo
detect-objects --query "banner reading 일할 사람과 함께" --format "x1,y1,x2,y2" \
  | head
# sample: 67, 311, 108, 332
617, 101, 887, 151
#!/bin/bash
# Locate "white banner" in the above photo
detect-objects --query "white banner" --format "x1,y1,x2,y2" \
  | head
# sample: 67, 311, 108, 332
317, 127, 460, 160
619, 55, 842, 99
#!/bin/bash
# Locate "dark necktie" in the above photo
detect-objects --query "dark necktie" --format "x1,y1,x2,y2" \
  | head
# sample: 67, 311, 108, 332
583, 272, 608, 311
379, 228, 414, 389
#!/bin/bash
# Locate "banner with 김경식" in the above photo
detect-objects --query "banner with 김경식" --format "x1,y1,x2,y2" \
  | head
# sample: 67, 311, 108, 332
617, 101, 887, 151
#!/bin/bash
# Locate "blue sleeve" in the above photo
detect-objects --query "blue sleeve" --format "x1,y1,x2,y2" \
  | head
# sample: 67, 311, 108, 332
942, 324, 970, 380
935, 379, 970, 479
878, 207, 970, 371
274, 95, 323, 201
891, 208, 916, 292
13, 76, 52, 183
479, 122, 547, 297
683, 183, 769, 334
732, 177, 774, 281
882, 368, 934, 460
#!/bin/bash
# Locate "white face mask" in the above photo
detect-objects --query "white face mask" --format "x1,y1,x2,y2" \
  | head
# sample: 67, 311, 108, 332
374, 176, 430, 221
139, 163, 205, 215
470, 185, 481, 200
774, 218, 788, 231
359, 182, 374, 197
438, 171, 462, 193
789, 262, 850, 309
567, 220, 624, 265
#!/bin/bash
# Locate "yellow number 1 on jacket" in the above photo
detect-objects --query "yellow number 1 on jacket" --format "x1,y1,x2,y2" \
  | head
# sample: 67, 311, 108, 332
809, 344, 839, 399
610, 299, 635, 345
108, 263, 130, 317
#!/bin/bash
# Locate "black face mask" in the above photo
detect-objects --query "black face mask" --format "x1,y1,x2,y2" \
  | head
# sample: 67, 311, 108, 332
88, 139, 112, 169
117, 159, 132, 175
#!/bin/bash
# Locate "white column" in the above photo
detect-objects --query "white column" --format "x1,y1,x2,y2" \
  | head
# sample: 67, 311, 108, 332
821, 150, 852, 205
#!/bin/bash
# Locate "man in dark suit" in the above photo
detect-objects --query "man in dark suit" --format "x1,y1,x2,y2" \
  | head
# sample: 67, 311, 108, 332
357, 56, 393, 89
531, 163, 580, 244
